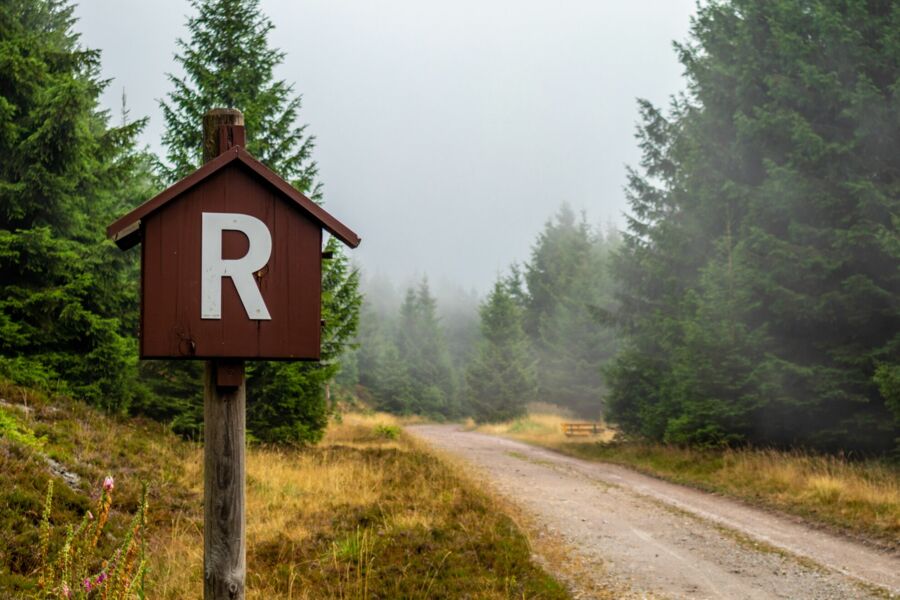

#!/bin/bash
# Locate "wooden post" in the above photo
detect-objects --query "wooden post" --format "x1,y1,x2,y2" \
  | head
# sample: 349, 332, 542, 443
202, 108, 247, 600
203, 108, 245, 163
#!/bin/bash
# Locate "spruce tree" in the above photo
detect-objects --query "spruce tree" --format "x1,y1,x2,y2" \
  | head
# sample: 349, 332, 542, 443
353, 300, 415, 414
608, 0, 900, 452
159, 0, 361, 443
0, 0, 153, 409
394, 280, 457, 417
605, 98, 705, 441
466, 274, 535, 423
523, 205, 618, 417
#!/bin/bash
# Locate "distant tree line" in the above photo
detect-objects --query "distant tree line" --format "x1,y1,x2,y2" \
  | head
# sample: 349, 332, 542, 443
348, 0, 899, 454
348, 280, 461, 418
0, 0, 360, 444
344, 208, 619, 424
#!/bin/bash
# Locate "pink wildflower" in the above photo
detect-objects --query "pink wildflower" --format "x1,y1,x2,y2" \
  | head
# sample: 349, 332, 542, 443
61, 583, 72, 598
83, 578, 92, 592
103, 476, 114, 492
96, 572, 108, 584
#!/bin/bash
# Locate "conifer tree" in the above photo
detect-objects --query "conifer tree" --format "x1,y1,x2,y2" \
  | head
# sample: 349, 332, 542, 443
394, 280, 457, 417
466, 274, 535, 423
609, 0, 900, 451
523, 205, 618, 417
0, 0, 153, 409
353, 300, 415, 413
158, 0, 361, 443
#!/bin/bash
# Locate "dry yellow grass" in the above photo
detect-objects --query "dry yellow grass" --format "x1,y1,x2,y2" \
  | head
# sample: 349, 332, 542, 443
473, 412, 616, 446
149, 418, 398, 599
714, 448, 900, 542
476, 411, 900, 548
147, 414, 568, 599
321, 411, 406, 447
151, 451, 389, 598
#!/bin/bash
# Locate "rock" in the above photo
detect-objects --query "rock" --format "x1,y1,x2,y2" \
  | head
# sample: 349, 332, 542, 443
46, 457, 81, 490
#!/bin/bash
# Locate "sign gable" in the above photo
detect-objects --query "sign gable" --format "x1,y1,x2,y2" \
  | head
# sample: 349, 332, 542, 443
107, 146, 360, 250
140, 162, 323, 360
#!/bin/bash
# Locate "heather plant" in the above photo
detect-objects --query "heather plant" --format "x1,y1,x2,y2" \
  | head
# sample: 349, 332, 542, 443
35, 478, 148, 600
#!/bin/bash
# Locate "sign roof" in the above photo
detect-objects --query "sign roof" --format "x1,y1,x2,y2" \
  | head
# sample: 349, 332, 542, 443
106, 146, 361, 250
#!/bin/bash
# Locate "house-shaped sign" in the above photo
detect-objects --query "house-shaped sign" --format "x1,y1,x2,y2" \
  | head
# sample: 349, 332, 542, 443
107, 144, 360, 361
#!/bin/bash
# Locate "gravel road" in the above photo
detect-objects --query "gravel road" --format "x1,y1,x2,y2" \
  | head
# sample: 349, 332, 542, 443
408, 425, 900, 600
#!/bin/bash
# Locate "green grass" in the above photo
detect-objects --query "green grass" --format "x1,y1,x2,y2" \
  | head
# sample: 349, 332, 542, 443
0, 406, 44, 449
372, 423, 401, 440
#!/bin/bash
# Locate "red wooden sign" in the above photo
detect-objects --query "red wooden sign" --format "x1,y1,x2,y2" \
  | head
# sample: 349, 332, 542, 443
107, 145, 360, 360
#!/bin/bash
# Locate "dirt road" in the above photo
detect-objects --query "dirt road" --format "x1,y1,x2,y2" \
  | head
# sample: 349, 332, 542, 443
409, 425, 900, 600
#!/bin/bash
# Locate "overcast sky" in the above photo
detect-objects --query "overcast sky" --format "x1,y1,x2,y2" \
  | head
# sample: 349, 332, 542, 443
73, 0, 696, 294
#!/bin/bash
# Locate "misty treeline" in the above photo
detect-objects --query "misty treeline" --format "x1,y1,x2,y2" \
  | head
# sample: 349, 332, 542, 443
604, 0, 899, 454
0, 0, 360, 444
1, 0, 898, 454
338, 208, 619, 424
343, 0, 900, 454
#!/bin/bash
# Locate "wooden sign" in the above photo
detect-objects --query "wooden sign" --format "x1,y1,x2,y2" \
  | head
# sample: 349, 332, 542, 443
108, 109, 360, 600
107, 143, 360, 360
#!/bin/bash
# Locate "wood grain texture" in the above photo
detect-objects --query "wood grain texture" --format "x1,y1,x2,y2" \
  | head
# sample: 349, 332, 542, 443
203, 109, 244, 163
139, 163, 323, 360
203, 361, 246, 600
203, 109, 246, 600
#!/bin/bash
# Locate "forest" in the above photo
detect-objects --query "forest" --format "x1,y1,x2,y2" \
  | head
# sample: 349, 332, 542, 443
1, 0, 898, 455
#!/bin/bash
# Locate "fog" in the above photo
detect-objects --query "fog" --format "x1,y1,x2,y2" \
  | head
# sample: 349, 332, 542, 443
74, 0, 695, 292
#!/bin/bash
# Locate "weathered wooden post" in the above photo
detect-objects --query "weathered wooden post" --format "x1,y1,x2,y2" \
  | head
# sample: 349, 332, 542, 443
203, 358, 246, 598
202, 108, 247, 599
106, 107, 360, 600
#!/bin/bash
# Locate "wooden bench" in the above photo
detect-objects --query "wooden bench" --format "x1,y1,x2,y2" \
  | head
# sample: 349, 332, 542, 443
561, 422, 603, 437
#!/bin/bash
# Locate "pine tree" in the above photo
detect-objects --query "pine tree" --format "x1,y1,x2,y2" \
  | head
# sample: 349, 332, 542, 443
157, 0, 361, 443
352, 300, 413, 413
394, 280, 457, 417
372, 344, 416, 414
160, 0, 317, 191
608, 0, 900, 452
523, 205, 618, 417
0, 0, 153, 409
605, 98, 703, 441
466, 274, 535, 423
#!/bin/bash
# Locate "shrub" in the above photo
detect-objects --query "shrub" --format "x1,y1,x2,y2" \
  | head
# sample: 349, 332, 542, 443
373, 424, 400, 440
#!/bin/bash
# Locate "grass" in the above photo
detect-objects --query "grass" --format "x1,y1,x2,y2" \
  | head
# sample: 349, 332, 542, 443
0, 384, 568, 599
156, 411, 568, 598
0, 380, 193, 595
476, 412, 900, 550
473, 411, 615, 447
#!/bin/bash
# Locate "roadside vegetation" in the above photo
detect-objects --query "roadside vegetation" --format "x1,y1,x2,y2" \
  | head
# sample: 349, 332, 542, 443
0, 381, 569, 599
0, 380, 192, 595
476, 408, 900, 550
